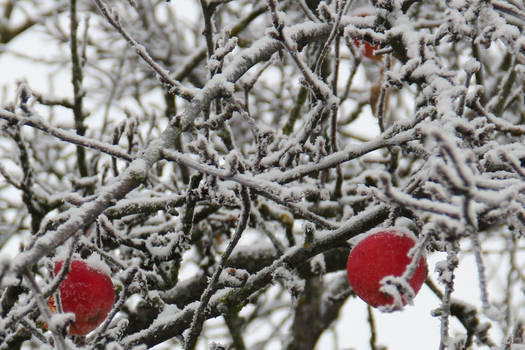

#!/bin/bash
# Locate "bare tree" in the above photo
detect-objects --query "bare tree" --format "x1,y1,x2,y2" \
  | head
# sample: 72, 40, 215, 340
0, 0, 525, 349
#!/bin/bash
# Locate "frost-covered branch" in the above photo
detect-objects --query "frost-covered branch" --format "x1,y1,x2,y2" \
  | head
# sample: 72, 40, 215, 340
123, 205, 389, 347
0, 108, 133, 162
162, 149, 337, 229
184, 187, 251, 350
92, 0, 196, 101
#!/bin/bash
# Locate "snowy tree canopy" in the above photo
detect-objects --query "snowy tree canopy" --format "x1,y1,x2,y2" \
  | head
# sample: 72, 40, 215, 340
0, 0, 525, 349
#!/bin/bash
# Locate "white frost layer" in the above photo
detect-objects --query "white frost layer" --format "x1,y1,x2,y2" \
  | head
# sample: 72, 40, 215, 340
348, 226, 417, 246
86, 253, 112, 276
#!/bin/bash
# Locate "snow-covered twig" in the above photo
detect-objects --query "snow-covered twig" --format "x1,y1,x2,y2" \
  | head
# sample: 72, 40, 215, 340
0, 108, 133, 161
162, 148, 338, 229
92, 0, 196, 101
123, 204, 389, 347
184, 187, 251, 350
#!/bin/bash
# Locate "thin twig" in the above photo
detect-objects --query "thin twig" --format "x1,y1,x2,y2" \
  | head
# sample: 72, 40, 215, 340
0, 108, 133, 161
23, 270, 69, 350
314, 0, 352, 74
70, 0, 88, 177
184, 186, 251, 350
438, 245, 458, 350
367, 305, 378, 350
161, 148, 337, 229
92, 0, 195, 101
267, 0, 338, 106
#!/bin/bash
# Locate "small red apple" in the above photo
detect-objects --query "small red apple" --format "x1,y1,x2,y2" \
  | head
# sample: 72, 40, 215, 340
48, 259, 115, 335
354, 39, 382, 61
346, 229, 427, 309
353, 13, 382, 61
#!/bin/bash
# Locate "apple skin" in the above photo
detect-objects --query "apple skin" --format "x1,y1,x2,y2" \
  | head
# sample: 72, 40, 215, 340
48, 259, 115, 336
346, 230, 427, 308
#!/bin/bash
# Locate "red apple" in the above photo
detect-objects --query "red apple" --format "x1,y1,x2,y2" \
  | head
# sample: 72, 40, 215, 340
353, 13, 382, 61
354, 39, 382, 61
346, 229, 427, 309
48, 259, 115, 335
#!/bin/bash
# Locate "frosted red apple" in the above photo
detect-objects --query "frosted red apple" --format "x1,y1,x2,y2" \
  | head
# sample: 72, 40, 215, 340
346, 230, 427, 308
354, 39, 382, 61
48, 259, 115, 335
354, 13, 382, 61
